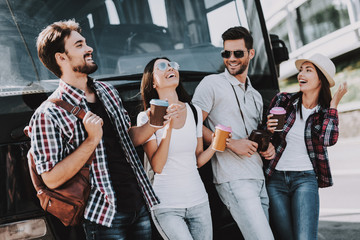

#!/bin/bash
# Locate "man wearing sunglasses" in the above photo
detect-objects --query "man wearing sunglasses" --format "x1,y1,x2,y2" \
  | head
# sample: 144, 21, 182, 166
192, 26, 275, 239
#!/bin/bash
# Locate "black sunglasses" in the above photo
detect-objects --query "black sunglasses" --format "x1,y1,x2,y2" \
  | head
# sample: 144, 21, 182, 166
221, 50, 249, 59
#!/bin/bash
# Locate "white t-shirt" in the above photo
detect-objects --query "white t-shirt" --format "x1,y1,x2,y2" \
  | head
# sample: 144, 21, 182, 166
276, 105, 316, 171
137, 103, 208, 209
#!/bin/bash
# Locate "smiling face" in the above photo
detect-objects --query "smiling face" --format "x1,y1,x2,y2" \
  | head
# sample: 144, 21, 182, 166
298, 62, 322, 94
223, 39, 254, 80
152, 59, 179, 90
63, 31, 98, 75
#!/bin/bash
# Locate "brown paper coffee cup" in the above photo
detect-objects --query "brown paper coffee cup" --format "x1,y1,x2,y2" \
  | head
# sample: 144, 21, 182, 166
270, 107, 286, 132
212, 125, 232, 152
149, 99, 169, 127
271, 114, 285, 131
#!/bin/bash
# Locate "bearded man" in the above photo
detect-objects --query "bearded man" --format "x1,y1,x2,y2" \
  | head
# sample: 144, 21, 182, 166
26, 20, 160, 239
192, 26, 275, 240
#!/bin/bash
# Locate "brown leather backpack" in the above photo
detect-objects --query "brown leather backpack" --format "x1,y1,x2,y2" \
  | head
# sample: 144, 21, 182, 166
26, 99, 93, 226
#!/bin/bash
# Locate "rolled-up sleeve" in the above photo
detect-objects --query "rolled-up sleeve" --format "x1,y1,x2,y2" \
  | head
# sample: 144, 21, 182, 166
31, 112, 63, 174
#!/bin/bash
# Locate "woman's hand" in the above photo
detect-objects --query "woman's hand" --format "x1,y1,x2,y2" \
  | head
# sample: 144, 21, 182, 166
163, 103, 186, 127
266, 114, 278, 134
260, 142, 275, 160
146, 108, 171, 130
330, 82, 348, 109
209, 132, 215, 149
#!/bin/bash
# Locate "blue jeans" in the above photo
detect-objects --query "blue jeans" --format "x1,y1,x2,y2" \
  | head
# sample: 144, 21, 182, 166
152, 201, 212, 240
267, 170, 319, 240
215, 179, 274, 240
83, 205, 151, 240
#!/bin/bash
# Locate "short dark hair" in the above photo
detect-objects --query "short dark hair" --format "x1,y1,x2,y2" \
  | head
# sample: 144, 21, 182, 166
222, 26, 253, 49
36, 19, 81, 78
140, 57, 191, 110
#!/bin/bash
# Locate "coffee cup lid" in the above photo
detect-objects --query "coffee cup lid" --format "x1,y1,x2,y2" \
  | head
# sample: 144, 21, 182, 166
215, 124, 232, 133
150, 99, 169, 107
270, 107, 286, 114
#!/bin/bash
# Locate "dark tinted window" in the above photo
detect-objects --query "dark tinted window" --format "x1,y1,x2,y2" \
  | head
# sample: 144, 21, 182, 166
1, 0, 274, 94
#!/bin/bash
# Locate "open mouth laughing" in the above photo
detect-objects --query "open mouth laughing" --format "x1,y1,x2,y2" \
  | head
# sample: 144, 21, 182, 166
167, 73, 176, 79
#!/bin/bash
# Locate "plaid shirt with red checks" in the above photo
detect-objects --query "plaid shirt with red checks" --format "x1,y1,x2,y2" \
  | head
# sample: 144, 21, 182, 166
264, 92, 339, 188
27, 78, 159, 227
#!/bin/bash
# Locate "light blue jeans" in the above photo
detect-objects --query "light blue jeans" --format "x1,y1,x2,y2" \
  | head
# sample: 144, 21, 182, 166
152, 201, 212, 240
267, 170, 319, 240
215, 179, 274, 240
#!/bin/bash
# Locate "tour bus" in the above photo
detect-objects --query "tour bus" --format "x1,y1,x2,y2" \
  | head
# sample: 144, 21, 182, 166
0, 0, 288, 239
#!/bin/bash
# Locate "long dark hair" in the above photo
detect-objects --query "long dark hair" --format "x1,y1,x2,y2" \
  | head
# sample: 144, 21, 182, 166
140, 57, 191, 110
295, 64, 332, 118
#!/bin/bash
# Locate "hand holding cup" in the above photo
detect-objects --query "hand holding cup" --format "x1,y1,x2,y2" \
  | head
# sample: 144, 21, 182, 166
149, 99, 169, 127
212, 124, 232, 152
267, 107, 286, 133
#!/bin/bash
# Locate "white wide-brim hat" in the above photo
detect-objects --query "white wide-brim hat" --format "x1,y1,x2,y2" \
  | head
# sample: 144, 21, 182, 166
295, 53, 336, 88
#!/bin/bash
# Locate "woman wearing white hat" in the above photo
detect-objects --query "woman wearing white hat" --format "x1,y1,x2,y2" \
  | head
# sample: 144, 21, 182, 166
265, 53, 347, 240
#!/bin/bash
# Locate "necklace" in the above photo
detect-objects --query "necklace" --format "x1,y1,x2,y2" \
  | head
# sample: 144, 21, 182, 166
302, 103, 317, 109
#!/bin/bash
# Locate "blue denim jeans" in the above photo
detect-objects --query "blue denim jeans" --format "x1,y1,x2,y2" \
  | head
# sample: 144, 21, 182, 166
83, 205, 151, 240
267, 170, 319, 240
215, 179, 274, 240
152, 201, 212, 240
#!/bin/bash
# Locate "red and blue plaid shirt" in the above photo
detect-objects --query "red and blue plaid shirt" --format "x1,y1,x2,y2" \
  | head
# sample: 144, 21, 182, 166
27, 79, 159, 226
264, 92, 339, 188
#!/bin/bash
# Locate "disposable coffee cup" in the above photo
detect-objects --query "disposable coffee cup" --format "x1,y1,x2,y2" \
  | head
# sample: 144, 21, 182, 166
212, 125, 232, 152
149, 99, 169, 127
249, 130, 270, 152
270, 107, 286, 132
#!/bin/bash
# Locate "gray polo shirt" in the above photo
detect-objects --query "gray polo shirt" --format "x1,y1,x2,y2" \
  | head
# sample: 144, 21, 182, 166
192, 69, 265, 183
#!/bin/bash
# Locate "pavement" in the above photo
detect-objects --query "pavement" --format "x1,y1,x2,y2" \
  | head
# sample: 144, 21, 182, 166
317, 136, 360, 240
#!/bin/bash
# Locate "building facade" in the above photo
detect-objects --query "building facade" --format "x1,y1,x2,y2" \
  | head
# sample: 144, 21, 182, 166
262, 0, 360, 79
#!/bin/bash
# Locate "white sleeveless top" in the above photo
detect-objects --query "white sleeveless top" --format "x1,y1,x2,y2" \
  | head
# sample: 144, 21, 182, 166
137, 103, 208, 209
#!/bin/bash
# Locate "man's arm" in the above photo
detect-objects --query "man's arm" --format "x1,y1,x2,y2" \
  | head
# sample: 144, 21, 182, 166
41, 112, 103, 189
129, 121, 157, 147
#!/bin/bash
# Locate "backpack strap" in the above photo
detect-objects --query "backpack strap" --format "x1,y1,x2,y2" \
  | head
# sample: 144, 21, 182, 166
49, 98, 93, 165
49, 99, 86, 120
189, 103, 198, 127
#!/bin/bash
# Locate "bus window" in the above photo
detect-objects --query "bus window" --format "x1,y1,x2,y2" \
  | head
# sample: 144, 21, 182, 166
2, 0, 278, 94
0, 5, 38, 95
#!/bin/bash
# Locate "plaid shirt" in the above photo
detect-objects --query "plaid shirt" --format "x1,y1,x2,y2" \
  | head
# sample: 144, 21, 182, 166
27, 78, 159, 227
264, 92, 339, 188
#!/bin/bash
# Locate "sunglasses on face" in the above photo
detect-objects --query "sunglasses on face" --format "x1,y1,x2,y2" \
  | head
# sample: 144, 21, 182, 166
155, 62, 180, 71
221, 50, 249, 59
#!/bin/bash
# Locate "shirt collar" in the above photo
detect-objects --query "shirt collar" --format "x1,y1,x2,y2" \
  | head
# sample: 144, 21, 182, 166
224, 68, 252, 90
58, 78, 94, 105
292, 96, 321, 113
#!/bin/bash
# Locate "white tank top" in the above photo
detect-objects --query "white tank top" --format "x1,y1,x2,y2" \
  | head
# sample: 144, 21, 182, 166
137, 104, 208, 209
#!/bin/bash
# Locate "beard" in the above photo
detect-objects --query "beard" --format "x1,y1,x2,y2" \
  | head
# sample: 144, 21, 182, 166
67, 52, 98, 74
73, 62, 98, 74
226, 57, 249, 76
